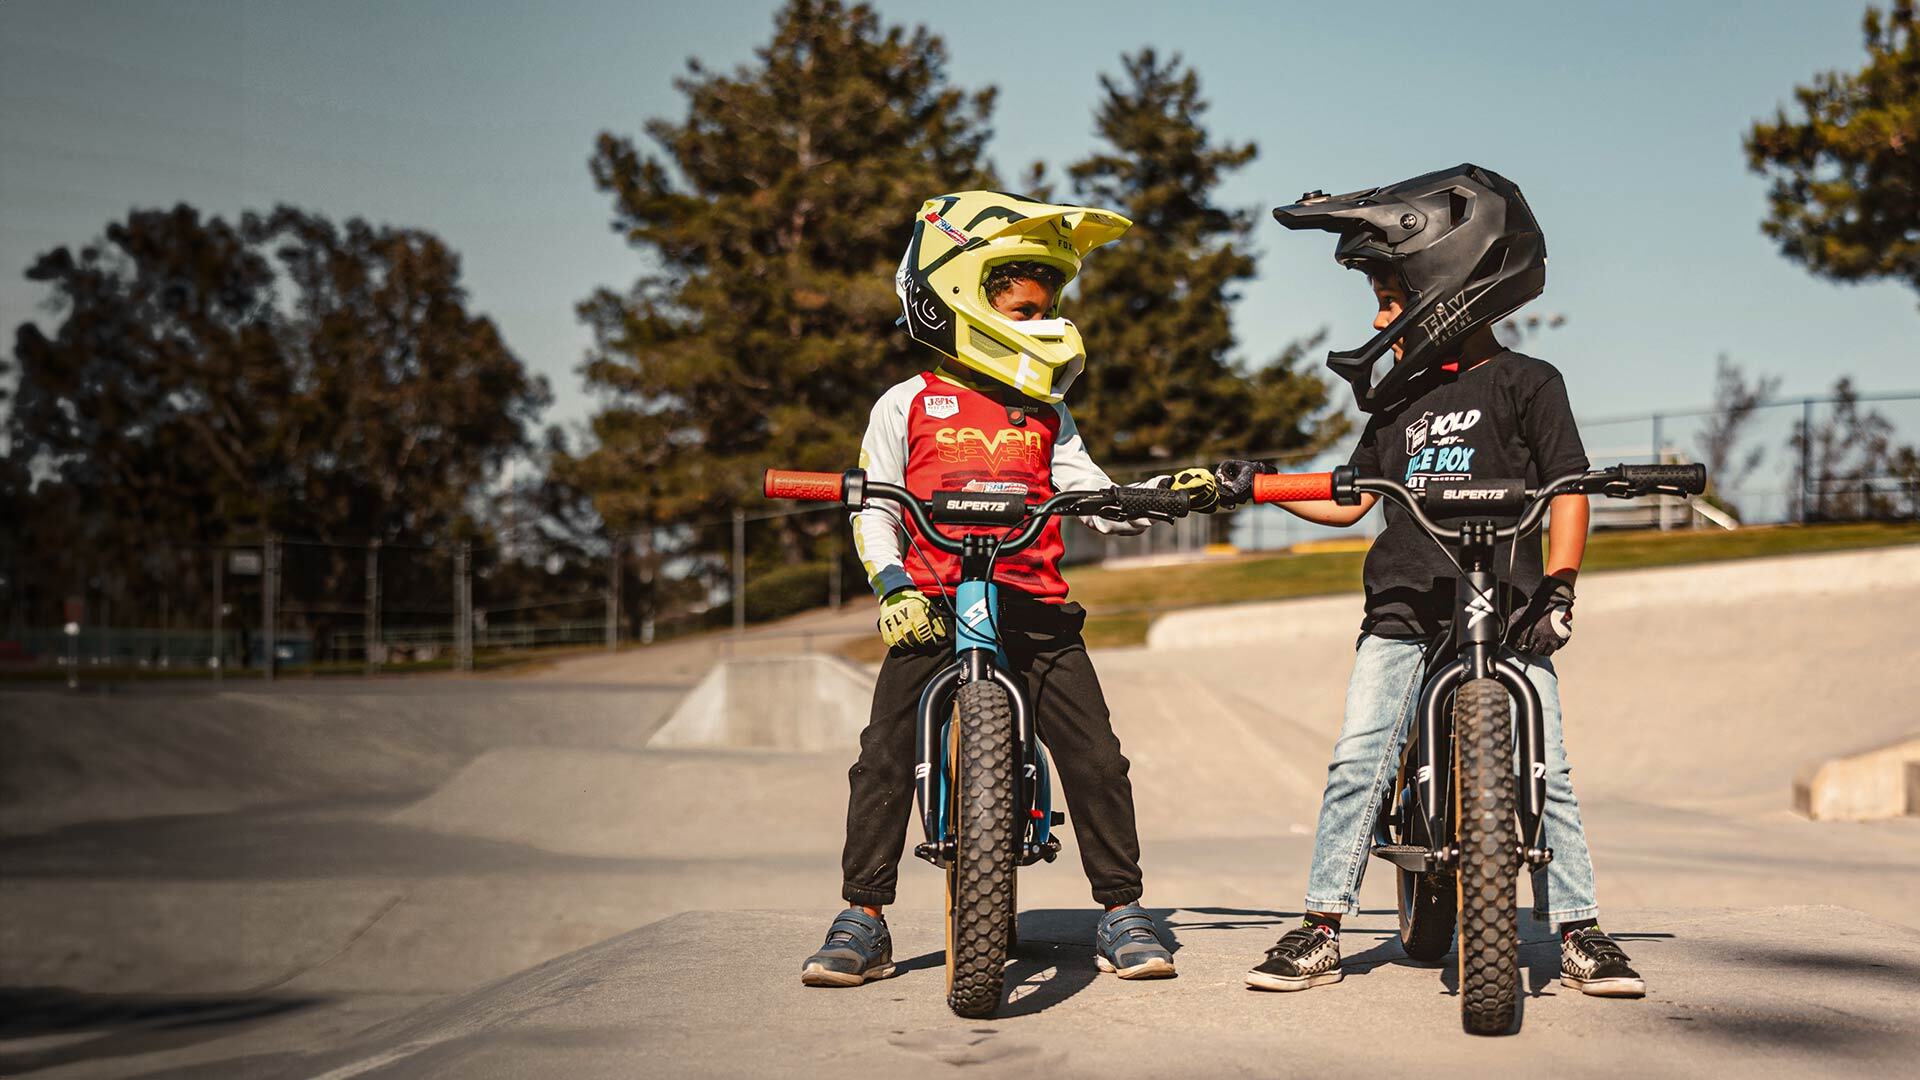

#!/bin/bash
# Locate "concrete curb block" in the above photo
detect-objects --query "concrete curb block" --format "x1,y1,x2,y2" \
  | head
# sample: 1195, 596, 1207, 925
1145, 543, 1920, 651
648, 653, 877, 751
1793, 735, 1920, 821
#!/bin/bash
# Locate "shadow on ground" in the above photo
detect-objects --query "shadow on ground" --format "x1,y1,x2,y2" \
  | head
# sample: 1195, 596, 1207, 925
996, 908, 1183, 1017
0, 987, 322, 1075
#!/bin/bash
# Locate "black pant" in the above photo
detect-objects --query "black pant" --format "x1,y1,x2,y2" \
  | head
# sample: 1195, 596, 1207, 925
840, 594, 1144, 908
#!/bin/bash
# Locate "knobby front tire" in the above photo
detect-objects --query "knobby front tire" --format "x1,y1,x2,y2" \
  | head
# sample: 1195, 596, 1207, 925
945, 679, 1016, 1018
1454, 677, 1520, 1035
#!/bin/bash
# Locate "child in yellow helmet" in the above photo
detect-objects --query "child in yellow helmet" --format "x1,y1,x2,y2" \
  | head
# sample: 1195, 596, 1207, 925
801, 191, 1219, 989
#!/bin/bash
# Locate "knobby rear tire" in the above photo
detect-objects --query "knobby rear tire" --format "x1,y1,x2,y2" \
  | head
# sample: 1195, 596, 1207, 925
945, 679, 1016, 1018
1454, 677, 1519, 1035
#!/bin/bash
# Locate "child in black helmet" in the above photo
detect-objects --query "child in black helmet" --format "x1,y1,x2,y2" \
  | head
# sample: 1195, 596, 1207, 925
1218, 165, 1644, 999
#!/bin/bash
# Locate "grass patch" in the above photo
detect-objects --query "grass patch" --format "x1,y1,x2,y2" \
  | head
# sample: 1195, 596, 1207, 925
1082, 612, 1153, 651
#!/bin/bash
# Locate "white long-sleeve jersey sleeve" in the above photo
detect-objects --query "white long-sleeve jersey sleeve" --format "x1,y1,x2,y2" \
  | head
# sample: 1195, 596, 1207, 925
1050, 403, 1164, 536
850, 380, 920, 601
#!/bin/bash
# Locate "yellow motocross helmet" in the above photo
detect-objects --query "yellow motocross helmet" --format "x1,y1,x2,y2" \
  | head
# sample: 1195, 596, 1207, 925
894, 190, 1131, 403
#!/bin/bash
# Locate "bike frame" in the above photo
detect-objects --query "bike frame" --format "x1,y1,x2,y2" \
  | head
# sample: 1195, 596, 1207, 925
911, 536, 1056, 868
1392, 522, 1553, 876
768, 473, 1179, 871
790, 474, 1183, 872
1349, 466, 1648, 878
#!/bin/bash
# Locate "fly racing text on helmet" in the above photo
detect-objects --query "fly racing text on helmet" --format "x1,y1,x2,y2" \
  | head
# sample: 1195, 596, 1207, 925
1272, 164, 1546, 415
895, 190, 1131, 404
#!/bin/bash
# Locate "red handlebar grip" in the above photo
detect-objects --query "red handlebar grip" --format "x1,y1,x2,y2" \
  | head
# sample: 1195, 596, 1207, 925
763, 469, 844, 502
1252, 471, 1334, 504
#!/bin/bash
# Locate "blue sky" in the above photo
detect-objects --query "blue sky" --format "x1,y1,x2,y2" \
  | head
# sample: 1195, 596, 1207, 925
3, 0, 1914, 452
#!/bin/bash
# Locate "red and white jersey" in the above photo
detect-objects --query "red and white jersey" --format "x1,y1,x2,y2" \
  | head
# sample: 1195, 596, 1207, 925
854, 371, 1153, 603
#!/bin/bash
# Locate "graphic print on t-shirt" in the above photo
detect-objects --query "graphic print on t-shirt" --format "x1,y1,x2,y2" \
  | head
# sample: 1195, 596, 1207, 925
1347, 352, 1589, 639
1402, 407, 1483, 490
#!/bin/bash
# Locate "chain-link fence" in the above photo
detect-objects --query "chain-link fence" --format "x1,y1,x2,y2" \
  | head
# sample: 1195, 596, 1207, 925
1218, 390, 1920, 554
2, 533, 611, 680
6, 391, 1914, 680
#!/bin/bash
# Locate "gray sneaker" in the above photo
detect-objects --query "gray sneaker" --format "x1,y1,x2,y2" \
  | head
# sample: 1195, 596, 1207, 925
800, 908, 896, 987
1246, 924, 1343, 991
1094, 904, 1176, 979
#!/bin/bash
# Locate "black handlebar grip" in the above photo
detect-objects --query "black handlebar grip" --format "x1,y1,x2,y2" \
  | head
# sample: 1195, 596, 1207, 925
1111, 485, 1191, 518
1619, 463, 1707, 495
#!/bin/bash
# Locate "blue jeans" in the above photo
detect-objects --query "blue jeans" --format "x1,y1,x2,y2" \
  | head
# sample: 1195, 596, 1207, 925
1302, 634, 1600, 924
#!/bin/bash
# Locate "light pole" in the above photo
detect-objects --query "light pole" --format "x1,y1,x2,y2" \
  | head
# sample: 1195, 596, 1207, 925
64, 620, 79, 691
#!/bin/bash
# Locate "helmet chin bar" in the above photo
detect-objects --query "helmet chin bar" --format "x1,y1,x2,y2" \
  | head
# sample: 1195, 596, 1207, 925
1328, 287, 1450, 415
1051, 354, 1085, 398
994, 315, 1072, 340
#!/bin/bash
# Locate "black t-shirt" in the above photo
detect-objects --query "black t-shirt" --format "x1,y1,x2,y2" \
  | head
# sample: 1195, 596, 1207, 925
1347, 351, 1588, 639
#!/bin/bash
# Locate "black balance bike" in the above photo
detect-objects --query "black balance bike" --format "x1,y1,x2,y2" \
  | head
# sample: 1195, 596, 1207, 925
1250, 461, 1707, 1034
764, 467, 1192, 1017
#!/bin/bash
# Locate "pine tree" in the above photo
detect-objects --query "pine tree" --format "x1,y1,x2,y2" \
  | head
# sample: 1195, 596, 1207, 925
1065, 49, 1345, 472
559, 0, 995, 573
1746, 1, 1920, 303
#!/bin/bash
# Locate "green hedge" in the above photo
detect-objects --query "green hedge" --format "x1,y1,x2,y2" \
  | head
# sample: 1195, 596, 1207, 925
703, 561, 834, 628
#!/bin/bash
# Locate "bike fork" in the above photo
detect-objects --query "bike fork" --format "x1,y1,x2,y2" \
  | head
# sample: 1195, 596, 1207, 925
913, 573, 1051, 867
1405, 524, 1555, 871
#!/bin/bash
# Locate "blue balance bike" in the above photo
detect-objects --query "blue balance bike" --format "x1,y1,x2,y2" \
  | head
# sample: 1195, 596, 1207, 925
764, 467, 1191, 1017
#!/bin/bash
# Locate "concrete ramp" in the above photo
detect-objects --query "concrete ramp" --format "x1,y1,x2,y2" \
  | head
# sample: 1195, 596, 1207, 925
390, 746, 848, 859
1142, 546, 1920, 814
266, 905, 1920, 1079
1795, 735, 1920, 821
1095, 664, 1336, 829
0, 684, 682, 836
649, 654, 875, 751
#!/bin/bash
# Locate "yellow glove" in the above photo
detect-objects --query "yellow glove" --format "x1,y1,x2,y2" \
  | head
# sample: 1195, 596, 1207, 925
1169, 467, 1220, 513
878, 588, 947, 649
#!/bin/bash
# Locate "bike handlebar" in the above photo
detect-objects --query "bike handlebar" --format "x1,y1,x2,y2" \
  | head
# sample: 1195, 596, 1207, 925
761, 467, 1190, 558
1108, 484, 1193, 520
1250, 461, 1709, 543
1615, 463, 1708, 494
763, 469, 844, 502
1252, 471, 1334, 504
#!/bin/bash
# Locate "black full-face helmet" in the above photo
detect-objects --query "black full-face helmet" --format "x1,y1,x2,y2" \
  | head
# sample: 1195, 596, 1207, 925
1273, 163, 1546, 414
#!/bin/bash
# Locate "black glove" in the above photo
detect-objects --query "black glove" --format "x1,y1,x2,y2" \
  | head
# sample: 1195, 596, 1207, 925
1507, 574, 1576, 656
1213, 459, 1274, 509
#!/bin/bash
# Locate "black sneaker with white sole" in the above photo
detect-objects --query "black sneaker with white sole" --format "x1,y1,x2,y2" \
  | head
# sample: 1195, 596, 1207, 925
800, 908, 896, 987
1246, 924, 1343, 992
1560, 927, 1645, 997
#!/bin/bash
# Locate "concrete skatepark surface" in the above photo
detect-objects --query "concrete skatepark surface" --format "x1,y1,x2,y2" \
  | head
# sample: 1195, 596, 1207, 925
2, 545, 1917, 1077
274, 906, 1920, 1080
